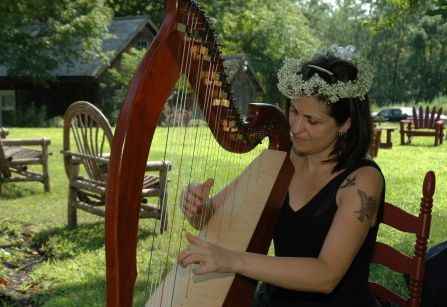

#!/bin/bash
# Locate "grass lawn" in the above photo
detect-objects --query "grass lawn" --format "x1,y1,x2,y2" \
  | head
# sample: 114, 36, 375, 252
0, 124, 446, 306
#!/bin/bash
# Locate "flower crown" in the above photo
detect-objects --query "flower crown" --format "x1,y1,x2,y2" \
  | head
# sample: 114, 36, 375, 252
277, 45, 374, 103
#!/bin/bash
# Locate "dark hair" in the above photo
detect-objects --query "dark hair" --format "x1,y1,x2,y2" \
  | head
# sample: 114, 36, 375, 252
295, 53, 373, 172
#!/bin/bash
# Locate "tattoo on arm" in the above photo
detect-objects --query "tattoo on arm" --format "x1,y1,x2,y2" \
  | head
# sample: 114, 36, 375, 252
340, 175, 356, 189
354, 189, 377, 222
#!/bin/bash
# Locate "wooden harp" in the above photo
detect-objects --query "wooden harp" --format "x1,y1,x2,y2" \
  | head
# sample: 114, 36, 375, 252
105, 0, 293, 306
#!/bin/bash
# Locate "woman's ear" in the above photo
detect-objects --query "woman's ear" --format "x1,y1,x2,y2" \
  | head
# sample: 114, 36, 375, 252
338, 117, 352, 134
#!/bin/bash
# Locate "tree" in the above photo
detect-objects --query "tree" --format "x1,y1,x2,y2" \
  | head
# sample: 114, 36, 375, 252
427, 0, 447, 23
0, 0, 113, 81
363, 0, 447, 104
105, 0, 166, 26
198, 0, 320, 106
101, 47, 146, 123
103, 0, 319, 107
295, 0, 447, 105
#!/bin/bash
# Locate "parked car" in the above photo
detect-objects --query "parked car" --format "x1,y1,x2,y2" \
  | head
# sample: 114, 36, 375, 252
371, 107, 447, 122
371, 107, 410, 122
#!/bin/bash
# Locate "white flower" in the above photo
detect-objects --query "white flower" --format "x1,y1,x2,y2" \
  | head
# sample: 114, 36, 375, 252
277, 45, 374, 103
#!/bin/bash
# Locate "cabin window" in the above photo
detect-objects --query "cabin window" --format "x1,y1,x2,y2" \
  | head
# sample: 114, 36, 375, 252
137, 39, 148, 49
0, 90, 16, 126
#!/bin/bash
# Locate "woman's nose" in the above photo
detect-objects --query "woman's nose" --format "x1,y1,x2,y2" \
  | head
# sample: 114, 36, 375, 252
290, 117, 303, 133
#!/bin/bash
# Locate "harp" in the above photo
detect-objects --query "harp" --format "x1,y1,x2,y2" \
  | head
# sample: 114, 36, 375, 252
105, 0, 293, 306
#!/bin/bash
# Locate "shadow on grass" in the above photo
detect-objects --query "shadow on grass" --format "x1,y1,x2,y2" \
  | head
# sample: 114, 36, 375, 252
30, 273, 156, 307
398, 141, 444, 148
31, 276, 107, 307
0, 183, 41, 199
34, 222, 156, 261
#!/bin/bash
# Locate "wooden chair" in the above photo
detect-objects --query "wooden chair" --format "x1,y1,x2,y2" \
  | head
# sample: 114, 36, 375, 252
400, 106, 444, 146
370, 171, 435, 307
369, 127, 382, 158
0, 132, 51, 193
62, 101, 171, 232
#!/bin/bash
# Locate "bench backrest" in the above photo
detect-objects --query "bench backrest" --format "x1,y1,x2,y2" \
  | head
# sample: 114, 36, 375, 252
413, 106, 443, 129
63, 101, 114, 182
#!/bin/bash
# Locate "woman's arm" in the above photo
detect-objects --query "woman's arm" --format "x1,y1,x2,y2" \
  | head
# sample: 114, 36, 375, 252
179, 166, 384, 293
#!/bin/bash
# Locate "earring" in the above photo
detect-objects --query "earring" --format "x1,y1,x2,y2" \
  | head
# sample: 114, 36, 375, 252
338, 130, 348, 136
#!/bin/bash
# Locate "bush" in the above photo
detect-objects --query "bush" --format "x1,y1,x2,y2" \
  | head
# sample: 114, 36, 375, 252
189, 119, 207, 127
46, 116, 64, 128
15, 103, 48, 127
102, 88, 125, 125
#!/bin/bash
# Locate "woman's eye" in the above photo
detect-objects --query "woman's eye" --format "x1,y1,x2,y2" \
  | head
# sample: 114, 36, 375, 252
308, 119, 319, 125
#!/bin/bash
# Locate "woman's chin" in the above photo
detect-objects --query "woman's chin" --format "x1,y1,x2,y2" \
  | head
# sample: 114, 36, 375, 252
292, 146, 306, 157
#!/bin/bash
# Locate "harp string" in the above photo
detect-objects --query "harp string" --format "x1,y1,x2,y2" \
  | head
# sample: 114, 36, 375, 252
141, 2, 269, 305
170, 9, 210, 301
164, 7, 198, 303
178, 18, 224, 297
144, 3, 198, 304
162, 7, 200, 305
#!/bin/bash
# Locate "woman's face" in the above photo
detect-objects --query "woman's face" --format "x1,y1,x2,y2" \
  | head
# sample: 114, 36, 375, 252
289, 96, 347, 157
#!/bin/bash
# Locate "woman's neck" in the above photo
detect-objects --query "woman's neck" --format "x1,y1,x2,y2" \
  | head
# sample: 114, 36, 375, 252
291, 151, 335, 175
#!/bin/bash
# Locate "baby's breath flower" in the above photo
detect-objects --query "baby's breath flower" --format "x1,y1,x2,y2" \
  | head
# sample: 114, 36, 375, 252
277, 45, 374, 103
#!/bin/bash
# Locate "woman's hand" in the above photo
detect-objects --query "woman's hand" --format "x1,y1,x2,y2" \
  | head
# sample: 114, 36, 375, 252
180, 178, 214, 228
178, 233, 239, 275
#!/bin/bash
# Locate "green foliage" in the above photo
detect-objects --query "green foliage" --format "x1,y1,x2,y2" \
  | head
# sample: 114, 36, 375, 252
197, 0, 320, 105
105, 0, 166, 25
101, 47, 146, 123
365, 7, 447, 104
0, 0, 113, 82
36, 224, 104, 260
15, 103, 48, 127
46, 116, 65, 128
189, 119, 208, 127
107, 47, 146, 89
106, 0, 446, 108
298, 0, 447, 106
428, 0, 447, 23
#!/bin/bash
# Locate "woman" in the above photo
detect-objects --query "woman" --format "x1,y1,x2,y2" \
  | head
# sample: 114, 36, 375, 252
178, 45, 385, 307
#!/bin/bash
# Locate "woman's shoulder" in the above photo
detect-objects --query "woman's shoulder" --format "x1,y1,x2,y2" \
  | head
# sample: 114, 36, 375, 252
338, 159, 384, 198
344, 158, 383, 180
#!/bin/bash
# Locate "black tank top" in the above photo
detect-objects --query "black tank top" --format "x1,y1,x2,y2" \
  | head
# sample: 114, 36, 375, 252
266, 159, 385, 307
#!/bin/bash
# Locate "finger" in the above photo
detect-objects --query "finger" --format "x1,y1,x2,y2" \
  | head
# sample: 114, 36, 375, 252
178, 248, 196, 265
184, 192, 204, 206
178, 252, 210, 275
181, 194, 203, 213
192, 263, 209, 275
184, 206, 199, 219
178, 252, 203, 268
201, 178, 214, 194
184, 190, 207, 208
186, 232, 206, 247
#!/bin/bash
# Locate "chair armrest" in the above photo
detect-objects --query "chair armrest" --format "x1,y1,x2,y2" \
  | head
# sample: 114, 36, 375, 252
400, 120, 412, 130
435, 120, 444, 126
60, 150, 110, 164
145, 160, 172, 172
2, 137, 51, 147
60, 150, 82, 165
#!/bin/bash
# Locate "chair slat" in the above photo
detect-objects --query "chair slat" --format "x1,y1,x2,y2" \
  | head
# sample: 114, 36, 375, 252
400, 106, 445, 146
370, 171, 435, 307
